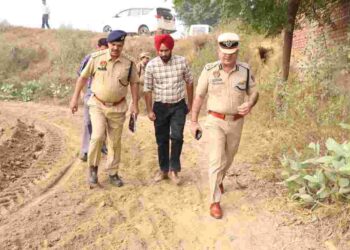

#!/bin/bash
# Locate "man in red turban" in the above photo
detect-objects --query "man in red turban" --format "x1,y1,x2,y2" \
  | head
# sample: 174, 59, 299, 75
144, 34, 194, 185
154, 34, 175, 52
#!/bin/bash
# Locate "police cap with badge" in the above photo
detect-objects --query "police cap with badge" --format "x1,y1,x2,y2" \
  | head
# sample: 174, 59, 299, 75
107, 30, 127, 43
218, 33, 240, 54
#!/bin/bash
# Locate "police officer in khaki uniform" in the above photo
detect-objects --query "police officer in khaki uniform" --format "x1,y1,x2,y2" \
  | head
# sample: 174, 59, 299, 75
70, 30, 139, 187
190, 33, 259, 219
129, 52, 151, 111
137, 52, 151, 93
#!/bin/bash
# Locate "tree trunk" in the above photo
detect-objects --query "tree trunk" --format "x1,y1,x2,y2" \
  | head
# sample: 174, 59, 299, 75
282, 0, 300, 81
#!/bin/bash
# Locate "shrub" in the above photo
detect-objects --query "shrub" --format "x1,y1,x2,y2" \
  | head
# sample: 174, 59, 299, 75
0, 43, 41, 81
53, 29, 92, 78
0, 80, 42, 101
281, 124, 350, 208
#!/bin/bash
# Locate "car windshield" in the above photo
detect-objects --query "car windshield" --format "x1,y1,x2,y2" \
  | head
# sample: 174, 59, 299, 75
156, 8, 173, 20
193, 26, 207, 34
116, 10, 129, 17
142, 8, 152, 15
129, 9, 141, 16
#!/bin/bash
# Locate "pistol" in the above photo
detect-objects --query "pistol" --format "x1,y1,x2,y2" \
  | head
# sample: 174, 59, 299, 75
195, 130, 202, 140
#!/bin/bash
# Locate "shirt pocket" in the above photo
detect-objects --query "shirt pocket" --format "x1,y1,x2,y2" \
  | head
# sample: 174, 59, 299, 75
208, 76, 224, 96
233, 78, 247, 93
117, 65, 130, 87
231, 78, 246, 106
94, 69, 106, 83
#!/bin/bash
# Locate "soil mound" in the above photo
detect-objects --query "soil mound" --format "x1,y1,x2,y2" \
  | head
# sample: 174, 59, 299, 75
0, 119, 44, 192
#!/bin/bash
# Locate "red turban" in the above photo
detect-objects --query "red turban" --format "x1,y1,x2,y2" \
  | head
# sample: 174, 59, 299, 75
154, 34, 174, 51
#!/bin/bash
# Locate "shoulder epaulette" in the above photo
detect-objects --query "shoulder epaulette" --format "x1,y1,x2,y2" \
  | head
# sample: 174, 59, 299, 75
121, 52, 136, 63
204, 61, 220, 71
91, 49, 107, 59
237, 61, 250, 70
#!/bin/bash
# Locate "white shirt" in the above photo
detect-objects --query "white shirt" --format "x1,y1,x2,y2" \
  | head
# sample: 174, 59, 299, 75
42, 5, 50, 15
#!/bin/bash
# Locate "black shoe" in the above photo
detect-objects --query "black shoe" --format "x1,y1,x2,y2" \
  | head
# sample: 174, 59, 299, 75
79, 153, 87, 162
89, 166, 98, 185
109, 174, 123, 187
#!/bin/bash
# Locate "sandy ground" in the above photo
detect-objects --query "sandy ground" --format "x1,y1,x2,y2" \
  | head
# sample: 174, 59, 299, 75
0, 101, 346, 250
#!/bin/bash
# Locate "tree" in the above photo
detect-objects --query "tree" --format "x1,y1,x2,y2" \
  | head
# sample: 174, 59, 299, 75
282, 0, 300, 81
173, 0, 221, 26
174, 0, 343, 81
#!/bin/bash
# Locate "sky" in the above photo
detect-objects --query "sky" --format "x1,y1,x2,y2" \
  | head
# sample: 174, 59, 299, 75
0, 0, 175, 31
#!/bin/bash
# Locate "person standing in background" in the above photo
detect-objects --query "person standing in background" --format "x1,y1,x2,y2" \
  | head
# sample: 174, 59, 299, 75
129, 52, 151, 112
41, 0, 50, 29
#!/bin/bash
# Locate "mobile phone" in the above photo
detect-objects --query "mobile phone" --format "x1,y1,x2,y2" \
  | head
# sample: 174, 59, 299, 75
195, 130, 202, 140
128, 114, 136, 133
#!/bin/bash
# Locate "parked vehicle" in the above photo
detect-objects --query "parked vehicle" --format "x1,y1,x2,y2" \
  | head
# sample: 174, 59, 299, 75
102, 7, 176, 35
188, 24, 213, 36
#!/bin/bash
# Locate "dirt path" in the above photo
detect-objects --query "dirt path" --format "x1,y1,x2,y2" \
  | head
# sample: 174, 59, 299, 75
0, 101, 341, 250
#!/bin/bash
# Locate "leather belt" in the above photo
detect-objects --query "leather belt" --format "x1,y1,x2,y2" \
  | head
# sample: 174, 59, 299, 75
94, 95, 125, 107
208, 110, 243, 121
156, 99, 184, 108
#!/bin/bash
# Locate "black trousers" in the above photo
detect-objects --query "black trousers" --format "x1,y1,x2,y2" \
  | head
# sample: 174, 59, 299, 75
153, 99, 188, 172
41, 14, 50, 29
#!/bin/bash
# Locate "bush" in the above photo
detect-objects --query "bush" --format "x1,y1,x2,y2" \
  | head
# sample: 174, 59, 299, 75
0, 43, 41, 81
0, 80, 42, 101
0, 20, 11, 32
53, 29, 92, 78
281, 124, 350, 208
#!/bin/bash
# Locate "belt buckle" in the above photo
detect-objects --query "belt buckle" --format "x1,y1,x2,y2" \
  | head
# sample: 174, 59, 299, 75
104, 102, 114, 107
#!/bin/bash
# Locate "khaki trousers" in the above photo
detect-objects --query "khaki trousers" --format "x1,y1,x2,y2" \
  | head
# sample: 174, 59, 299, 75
87, 97, 126, 176
205, 115, 244, 203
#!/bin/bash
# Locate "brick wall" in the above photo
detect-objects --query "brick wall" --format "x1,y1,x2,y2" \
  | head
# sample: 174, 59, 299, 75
291, 2, 349, 92
292, 1, 349, 53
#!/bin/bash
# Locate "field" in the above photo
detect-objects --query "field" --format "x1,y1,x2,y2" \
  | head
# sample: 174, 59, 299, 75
0, 24, 349, 249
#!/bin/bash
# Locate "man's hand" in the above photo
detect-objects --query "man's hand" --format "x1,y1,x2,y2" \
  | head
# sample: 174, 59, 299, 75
130, 103, 139, 118
148, 111, 156, 121
237, 102, 252, 116
190, 121, 202, 138
69, 97, 79, 114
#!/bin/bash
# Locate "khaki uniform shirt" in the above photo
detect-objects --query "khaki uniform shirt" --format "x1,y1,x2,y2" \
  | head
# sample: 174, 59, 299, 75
196, 61, 257, 114
81, 49, 139, 106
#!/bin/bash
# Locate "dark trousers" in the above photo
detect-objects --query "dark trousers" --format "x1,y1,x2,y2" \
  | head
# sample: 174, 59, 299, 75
153, 99, 188, 172
41, 14, 50, 29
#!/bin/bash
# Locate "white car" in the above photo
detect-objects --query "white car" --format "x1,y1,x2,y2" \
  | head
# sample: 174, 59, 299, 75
102, 7, 176, 35
188, 24, 214, 36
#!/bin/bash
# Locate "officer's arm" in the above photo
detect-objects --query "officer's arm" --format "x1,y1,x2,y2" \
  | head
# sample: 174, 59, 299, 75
69, 76, 88, 113
248, 90, 259, 108
130, 82, 139, 103
130, 82, 139, 116
129, 62, 140, 114
70, 58, 93, 112
247, 72, 259, 109
78, 56, 91, 97
72, 76, 88, 102
191, 95, 204, 122
191, 68, 208, 122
